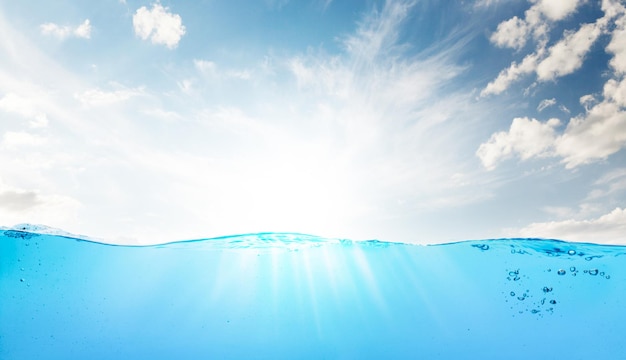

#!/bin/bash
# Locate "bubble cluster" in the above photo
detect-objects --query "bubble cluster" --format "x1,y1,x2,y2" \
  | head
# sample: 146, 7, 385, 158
506, 260, 613, 317
472, 244, 490, 251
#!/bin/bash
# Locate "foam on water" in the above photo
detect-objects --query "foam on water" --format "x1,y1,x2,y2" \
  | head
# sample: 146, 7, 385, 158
1, 227, 625, 359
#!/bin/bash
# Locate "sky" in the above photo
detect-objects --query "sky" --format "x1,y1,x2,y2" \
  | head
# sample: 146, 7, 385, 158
0, 0, 625, 245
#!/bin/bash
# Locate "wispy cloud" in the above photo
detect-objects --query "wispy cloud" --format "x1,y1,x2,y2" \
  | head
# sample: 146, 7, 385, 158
74, 85, 145, 107
537, 98, 556, 111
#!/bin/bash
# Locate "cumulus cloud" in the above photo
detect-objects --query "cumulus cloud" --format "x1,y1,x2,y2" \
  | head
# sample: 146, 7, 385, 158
556, 99, 626, 169
481, 50, 542, 96
536, 22, 602, 81
532, 0, 582, 22
479, 75, 626, 169
481, 0, 617, 96
476, 117, 560, 170
40, 19, 91, 39
133, 3, 185, 49
607, 11, 626, 73
482, 20, 601, 95
490, 16, 529, 50
519, 207, 626, 244
487, 0, 581, 50
480, 3, 626, 169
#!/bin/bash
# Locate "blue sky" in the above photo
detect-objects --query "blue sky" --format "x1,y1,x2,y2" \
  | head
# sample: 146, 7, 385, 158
1, 0, 625, 244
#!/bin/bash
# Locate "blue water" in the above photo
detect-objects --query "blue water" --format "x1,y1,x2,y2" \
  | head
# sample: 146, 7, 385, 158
1, 227, 625, 359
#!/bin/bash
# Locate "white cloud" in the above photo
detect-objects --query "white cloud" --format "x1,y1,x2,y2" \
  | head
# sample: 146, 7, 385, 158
556, 101, 626, 168
532, 0, 582, 22
482, 0, 608, 95
40, 19, 91, 40
74, 86, 144, 106
479, 76, 626, 169
537, 97, 556, 111
133, 3, 185, 49
487, 0, 582, 51
518, 207, 626, 244
536, 22, 602, 81
490, 16, 529, 49
607, 15, 626, 73
480, 4, 626, 170
476, 117, 560, 170
483, 19, 601, 95
481, 50, 541, 96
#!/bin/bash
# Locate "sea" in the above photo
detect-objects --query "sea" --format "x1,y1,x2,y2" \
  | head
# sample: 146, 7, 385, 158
1, 225, 625, 359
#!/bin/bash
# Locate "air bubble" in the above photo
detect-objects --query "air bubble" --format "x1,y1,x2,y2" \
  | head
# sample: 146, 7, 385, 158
557, 269, 566, 275
589, 269, 599, 276
473, 244, 490, 251
606, 275, 611, 279
569, 267, 576, 272
568, 250, 576, 255
600, 272, 605, 276
510, 292, 515, 296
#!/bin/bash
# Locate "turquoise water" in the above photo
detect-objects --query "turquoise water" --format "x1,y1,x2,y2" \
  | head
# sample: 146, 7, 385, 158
1, 227, 625, 359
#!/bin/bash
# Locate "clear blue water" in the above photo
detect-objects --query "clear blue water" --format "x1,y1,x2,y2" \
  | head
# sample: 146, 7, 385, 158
1, 227, 625, 359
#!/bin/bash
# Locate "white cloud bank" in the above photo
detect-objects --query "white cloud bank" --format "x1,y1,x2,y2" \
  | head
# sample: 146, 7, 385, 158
133, 3, 185, 49
40, 19, 91, 39
519, 207, 626, 244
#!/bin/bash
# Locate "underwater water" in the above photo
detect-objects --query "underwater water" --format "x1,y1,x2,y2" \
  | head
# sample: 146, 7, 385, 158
1, 226, 625, 359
